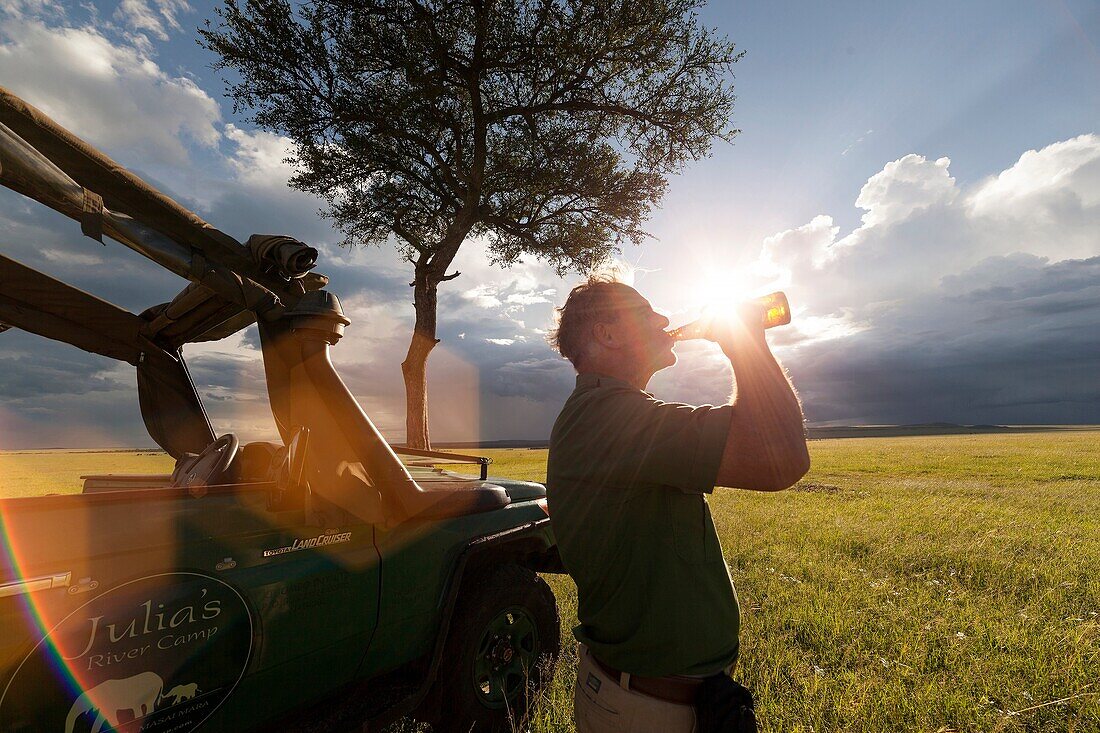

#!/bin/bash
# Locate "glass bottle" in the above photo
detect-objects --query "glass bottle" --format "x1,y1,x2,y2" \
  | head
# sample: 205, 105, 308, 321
668, 291, 791, 341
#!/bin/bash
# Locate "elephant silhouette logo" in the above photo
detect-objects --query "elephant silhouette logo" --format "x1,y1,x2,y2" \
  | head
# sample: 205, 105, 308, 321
64, 671, 163, 733
160, 683, 199, 705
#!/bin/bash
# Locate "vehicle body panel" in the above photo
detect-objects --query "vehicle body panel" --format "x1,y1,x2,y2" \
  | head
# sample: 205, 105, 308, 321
0, 484, 382, 731
363, 489, 552, 677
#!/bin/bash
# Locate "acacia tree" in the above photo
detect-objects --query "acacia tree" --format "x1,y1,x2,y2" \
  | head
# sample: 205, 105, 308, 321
202, 0, 741, 448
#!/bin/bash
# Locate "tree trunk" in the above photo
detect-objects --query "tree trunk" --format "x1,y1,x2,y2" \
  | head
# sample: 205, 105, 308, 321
401, 266, 440, 449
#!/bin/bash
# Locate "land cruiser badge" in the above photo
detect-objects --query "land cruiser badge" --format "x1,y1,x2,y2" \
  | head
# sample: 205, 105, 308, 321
0, 572, 253, 732
262, 529, 352, 557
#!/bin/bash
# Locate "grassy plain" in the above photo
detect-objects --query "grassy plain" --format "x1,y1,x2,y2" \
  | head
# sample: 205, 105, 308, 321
0, 448, 173, 497
2, 432, 1097, 731
489, 432, 1100, 733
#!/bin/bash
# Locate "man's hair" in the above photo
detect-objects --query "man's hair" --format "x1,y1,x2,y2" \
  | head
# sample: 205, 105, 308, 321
548, 275, 635, 366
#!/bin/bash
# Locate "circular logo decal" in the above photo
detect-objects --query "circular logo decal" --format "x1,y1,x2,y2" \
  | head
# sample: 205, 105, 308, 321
1, 572, 252, 732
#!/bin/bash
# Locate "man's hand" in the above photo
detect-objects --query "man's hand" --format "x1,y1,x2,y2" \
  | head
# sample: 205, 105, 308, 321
713, 304, 810, 491
708, 301, 769, 353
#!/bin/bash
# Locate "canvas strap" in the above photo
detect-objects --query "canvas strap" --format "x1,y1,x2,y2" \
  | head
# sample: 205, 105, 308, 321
80, 187, 104, 243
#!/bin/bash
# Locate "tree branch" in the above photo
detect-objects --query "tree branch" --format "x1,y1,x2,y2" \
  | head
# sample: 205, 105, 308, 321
488, 99, 675, 129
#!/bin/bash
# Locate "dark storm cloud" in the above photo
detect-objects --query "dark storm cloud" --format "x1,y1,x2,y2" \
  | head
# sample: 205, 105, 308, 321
184, 349, 267, 396
650, 345, 735, 407
319, 251, 415, 306
0, 333, 127, 397
0, 193, 168, 447
0, 389, 152, 449
791, 256, 1100, 425
429, 298, 574, 406
0, 332, 149, 448
489, 356, 576, 401
798, 343, 1099, 425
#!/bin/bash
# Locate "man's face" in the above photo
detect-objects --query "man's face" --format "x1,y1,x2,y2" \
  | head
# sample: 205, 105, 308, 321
604, 286, 676, 374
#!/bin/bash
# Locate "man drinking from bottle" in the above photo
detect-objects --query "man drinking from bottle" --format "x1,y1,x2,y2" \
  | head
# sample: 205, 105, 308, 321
546, 275, 809, 732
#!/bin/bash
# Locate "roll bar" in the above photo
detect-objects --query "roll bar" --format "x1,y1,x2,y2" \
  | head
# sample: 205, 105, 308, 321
0, 86, 296, 301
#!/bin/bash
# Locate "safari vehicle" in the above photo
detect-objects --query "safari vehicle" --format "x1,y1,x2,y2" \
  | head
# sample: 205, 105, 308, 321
0, 87, 563, 732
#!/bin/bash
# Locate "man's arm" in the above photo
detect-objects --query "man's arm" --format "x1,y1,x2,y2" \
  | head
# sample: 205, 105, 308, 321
713, 315, 810, 491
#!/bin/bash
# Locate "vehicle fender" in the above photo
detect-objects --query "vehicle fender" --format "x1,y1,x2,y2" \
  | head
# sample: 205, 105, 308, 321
370, 517, 561, 727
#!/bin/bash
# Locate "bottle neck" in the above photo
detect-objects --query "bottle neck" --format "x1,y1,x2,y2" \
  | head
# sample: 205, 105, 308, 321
668, 319, 710, 341
667, 291, 791, 340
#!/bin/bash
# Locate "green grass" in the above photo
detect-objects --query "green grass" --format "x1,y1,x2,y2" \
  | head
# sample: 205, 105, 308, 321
3, 432, 1098, 731
0, 448, 174, 497
485, 433, 1100, 733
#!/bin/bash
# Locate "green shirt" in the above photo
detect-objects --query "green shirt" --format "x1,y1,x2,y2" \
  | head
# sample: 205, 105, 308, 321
546, 373, 740, 677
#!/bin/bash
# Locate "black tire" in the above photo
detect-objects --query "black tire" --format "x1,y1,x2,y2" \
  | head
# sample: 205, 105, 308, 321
424, 563, 560, 733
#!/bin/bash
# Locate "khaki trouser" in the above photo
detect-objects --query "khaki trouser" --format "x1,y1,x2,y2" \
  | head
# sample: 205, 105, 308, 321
573, 644, 697, 733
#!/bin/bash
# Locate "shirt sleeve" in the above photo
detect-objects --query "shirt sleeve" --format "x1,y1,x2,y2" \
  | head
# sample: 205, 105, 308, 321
595, 388, 733, 494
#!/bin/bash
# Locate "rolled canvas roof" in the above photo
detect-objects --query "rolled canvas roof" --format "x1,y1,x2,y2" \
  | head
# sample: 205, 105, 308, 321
0, 86, 326, 329
0, 86, 296, 302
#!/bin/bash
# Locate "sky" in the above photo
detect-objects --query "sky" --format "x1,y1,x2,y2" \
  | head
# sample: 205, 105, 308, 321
0, 0, 1097, 448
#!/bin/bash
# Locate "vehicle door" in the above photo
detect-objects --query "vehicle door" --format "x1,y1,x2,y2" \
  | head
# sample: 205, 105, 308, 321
0, 476, 380, 733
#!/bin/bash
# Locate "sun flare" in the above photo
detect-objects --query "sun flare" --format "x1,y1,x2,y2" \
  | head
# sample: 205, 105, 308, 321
682, 262, 786, 317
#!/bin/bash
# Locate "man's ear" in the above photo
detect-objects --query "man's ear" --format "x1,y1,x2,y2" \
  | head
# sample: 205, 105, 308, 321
591, 321, 620, 349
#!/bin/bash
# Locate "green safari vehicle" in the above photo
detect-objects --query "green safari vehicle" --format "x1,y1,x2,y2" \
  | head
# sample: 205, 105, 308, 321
0, 87, 564, 732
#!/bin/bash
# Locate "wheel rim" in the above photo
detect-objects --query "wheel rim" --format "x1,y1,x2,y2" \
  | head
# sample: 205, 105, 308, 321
470, 605, 540, 709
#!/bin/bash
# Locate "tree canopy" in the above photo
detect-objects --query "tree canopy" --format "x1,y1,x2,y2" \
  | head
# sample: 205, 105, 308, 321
202, 0, 742, 447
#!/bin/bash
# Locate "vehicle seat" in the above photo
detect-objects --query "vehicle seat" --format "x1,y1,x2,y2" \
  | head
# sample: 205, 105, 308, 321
239, 441, 282, 482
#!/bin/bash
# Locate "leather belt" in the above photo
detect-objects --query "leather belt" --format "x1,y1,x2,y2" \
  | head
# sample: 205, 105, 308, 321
591, 655, 701, 706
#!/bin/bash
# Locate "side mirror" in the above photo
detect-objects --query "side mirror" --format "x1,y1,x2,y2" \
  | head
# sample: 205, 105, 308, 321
268, 427, 310, 511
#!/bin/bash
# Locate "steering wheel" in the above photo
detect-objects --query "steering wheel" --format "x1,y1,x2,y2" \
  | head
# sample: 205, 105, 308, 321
173, 434, 240, 494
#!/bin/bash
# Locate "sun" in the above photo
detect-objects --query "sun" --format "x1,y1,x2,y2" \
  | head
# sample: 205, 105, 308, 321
686, 264, 783, 315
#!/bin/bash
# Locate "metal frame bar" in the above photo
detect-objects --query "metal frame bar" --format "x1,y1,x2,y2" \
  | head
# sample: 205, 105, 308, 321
392, 446, 492, 480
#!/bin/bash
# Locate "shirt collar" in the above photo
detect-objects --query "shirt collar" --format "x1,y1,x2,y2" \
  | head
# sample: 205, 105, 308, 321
575, 373, 648, 394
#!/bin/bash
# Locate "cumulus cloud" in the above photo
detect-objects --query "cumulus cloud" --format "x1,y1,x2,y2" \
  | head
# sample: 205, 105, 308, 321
750, 136, 1100, 424
0, 13, 220, 164
223, 124, 297, 187
463, 283, 503, 308
966, 134, 1100, 261
853, 154, 956, 228
969, 135, 1100, 215
459, 265, 558, 313
114, 0, 192, 42
760, 214, 839, 281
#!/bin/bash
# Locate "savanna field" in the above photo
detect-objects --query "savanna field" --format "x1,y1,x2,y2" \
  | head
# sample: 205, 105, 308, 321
2, 431, 1097, 732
